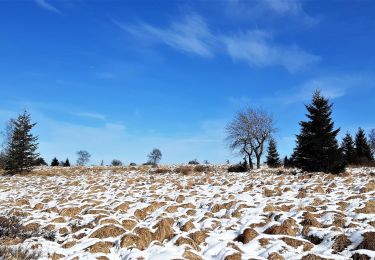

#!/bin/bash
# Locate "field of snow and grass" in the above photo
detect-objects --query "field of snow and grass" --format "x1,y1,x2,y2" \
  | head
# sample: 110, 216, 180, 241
0, 165, 374, 260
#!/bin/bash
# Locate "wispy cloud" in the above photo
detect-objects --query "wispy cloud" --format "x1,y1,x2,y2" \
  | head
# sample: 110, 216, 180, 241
116, 14, 215, 57
222, 30, 320, 72
118, 13, 319, 72
34, 0, 61, 14
75, 112, 106, 121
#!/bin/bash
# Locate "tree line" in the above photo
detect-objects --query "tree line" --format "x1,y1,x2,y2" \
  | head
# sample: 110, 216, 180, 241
226, 90, 374, 174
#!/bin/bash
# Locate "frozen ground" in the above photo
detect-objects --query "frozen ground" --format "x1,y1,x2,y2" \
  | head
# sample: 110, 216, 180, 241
0, 165, 374, 260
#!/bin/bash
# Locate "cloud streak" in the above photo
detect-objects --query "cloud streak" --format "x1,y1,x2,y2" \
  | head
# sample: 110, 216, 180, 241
118, 13, 319, 72
34, 0, 61, 14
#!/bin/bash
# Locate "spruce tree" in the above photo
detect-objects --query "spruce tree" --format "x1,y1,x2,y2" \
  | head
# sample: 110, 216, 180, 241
293, 90, 345, 174
266, 138, 281, 168
354, 128, 373, 164
4, 111, 39, 174
341, 132, 356, 165
63, 158, 70, 167
283, 156, 290, 168
51, 157, 59, 167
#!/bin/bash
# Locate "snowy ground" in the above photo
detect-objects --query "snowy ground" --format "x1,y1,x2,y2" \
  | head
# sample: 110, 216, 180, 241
0, 166, 374, 260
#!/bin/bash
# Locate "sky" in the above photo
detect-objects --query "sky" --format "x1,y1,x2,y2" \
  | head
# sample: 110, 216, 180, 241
0, 0, 374, 165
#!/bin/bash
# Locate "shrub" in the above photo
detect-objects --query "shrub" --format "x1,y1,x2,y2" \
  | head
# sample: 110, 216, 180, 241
111, 159, 123, 166
188, 159, 199, 165
176, 166, 193, 175
129, 162, 137, 166
227, 163, 247, 172
154, 168, 170, 174
194, 165, 210, 172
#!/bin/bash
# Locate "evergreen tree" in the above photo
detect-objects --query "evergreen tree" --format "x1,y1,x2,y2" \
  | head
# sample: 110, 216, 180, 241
354, 128, 373, 164
63, 158, 70, 167
51, 157, 59, 167
293, 90, 345, 174
34, 157, 47, 166
283, 156, 290, 168
4, 111, 39, 174
266, 138, 281, 168
341, 132, 356, 165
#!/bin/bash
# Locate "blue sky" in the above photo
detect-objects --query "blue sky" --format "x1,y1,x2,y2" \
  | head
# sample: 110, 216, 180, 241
0, 0, 374, 165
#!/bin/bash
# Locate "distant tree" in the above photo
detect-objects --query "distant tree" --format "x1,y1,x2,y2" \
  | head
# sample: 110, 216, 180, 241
369, 129, 375, 156
34, 157, 47, 166
51, 157, 59, 167
4, 111, 39, 174
76, 150, 91, 166
0, 119, 15, 169
266, 138, 281, 168
63, 158, 70, 167
129, 162, 137, 166
293, 91, 345, 174
147, 148, 162, 165
203, 160, 210, 164
111, 159, 123, 166
100, 160, 104, 166
283, 156, 291, 168
188, 159, 199, 165
341, 132, 356, 165
354, 128, 373, 164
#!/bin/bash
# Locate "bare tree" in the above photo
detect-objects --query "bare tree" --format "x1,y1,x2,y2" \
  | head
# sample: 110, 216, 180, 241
226, 108, 276, 169
0, 119, 15, 169
369, 129, 375, 155
147, 148, 162, 165
225, 113, 254, 169
76, 150, 91, 166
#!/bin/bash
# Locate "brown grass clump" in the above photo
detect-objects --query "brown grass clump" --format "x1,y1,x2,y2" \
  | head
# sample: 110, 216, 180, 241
301, 254, 330, 260
351, 253, 370, 260
181, 220, 195, 232
183, 250, 203, 260
88, 241, 113, 253
0, 246, 41, 260
259, 238, 270, 247
134, 227, 154, 250
268, 252, 285, 260
354, 200, 375, 214
24, 223, 41, 232
356, 232, 375, 251
121, 219, 137, 231
235, 228, 258, 244
59, 207, 81, 217
176, 195, 185, 203
114, 202, 131, 212
175, 236, 200, 251
211, 201, 236, 213
331, 234, 351, 253
120, 234, 140, 248
89, 225, 125, 239
280, 237, 314, 251
224, 252, 242, 260
264, 224, 296, 237
153, 218, 175, 242
134, 209, 147, 220
189, 231, 209, 245
176, 166, 194, 175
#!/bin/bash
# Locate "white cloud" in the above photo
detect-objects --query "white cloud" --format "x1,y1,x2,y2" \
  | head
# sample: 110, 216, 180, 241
75, 112, 106, 121
34, 0, 61, 14
222, 31, 320, 72
118, 14, 319, 72
117, 14, 215, 57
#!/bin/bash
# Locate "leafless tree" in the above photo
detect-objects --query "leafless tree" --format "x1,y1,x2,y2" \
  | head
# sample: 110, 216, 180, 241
226, 108, 276, 169
0, 119, 15, 169
147, 148, 162, 165
369, 129, 375, 155
76, 150, 91, 166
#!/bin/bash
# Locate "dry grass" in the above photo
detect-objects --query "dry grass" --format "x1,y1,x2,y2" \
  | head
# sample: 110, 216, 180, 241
89, 225, 125, 239
0, 246, 41, 260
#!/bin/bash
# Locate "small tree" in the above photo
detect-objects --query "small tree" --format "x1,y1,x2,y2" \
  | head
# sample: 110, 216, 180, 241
283, 156, 291, 168
111, 159, 123, 166
76, 150, 91, 166
188, 159, 199, 165
63, 158, 70, 167
266, 138, 281, 168
4, 111, 39, 174
0, 119, 15, 169
354, 128, 373, 164
147, 148, 162, 165
51, 157, 59, 167
293, 90, 344, 174
341, 132, 356, 165
34, 157, 47, 166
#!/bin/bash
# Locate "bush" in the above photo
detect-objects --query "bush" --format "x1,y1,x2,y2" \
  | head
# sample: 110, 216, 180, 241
188, 159, 200, 165
227, 163, 248, 172
0, 246, 41, 260
153, 168, 170, 174
176, 166, 193, 175
111, 159, 123, 166
129, 162, 137, 166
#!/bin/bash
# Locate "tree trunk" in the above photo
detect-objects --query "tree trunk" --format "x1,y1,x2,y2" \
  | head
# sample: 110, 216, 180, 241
256, 154, 261, 169
248, 155, 253, 169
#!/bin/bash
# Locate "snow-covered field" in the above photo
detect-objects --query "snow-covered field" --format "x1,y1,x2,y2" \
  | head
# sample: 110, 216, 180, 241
0, 166, 374, 260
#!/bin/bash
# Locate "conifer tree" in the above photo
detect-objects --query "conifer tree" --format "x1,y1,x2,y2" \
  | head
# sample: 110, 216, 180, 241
4, 111, 39, 174
293, 90, 345, 173
354, 128, 373, 164
283, 156, 290, 168
266, 138, 281, 168
341, 132, 356, 165
63, 158, 70, 167
51, 157, 59, 167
